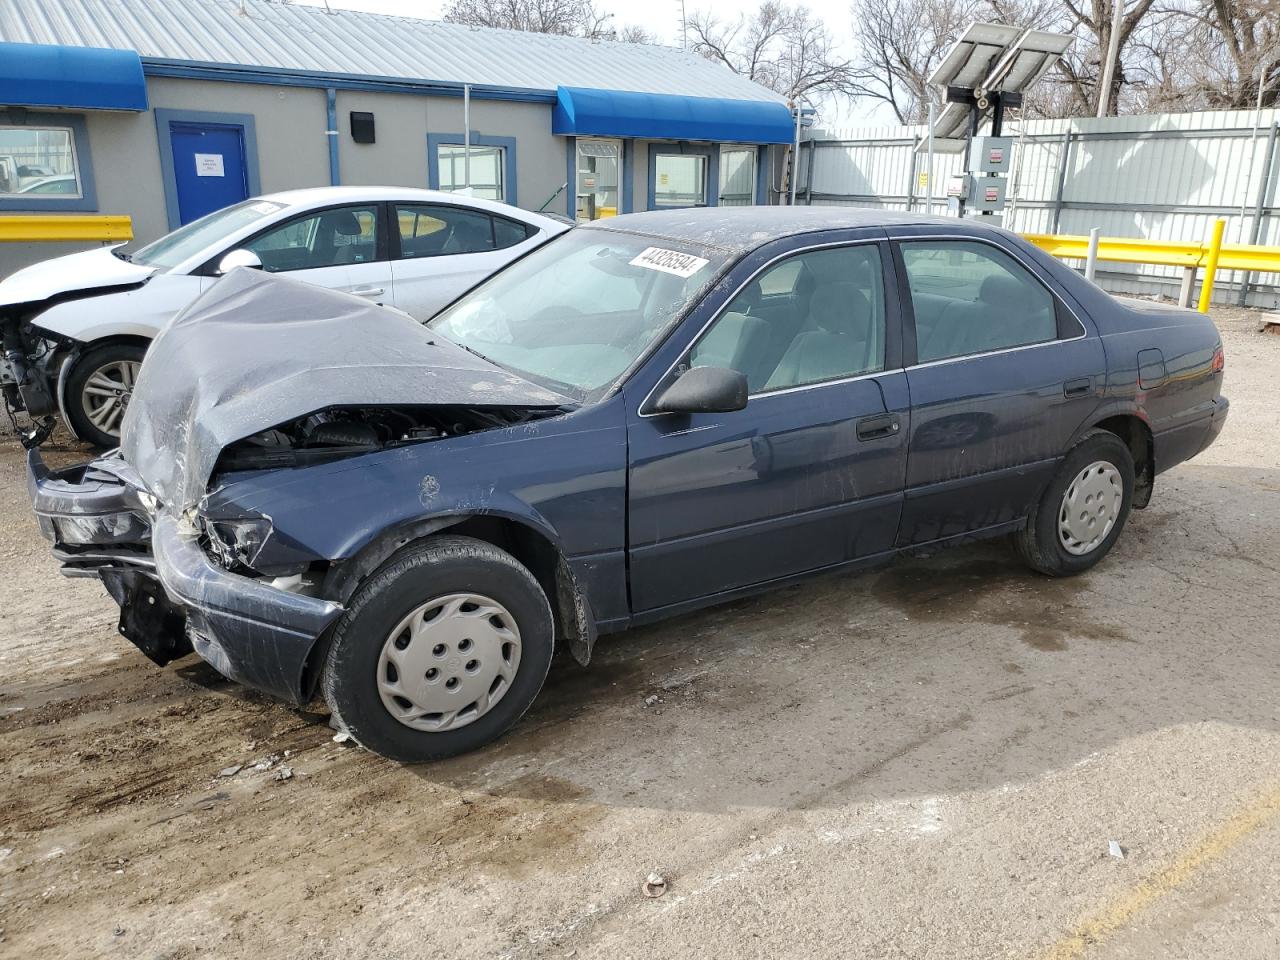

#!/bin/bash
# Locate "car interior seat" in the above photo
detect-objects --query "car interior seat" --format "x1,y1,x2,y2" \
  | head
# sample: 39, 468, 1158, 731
692, 311, 770, 383
442, 219, 493, 254
765, 285, 875, 390
321, 211, 365, 265
762, 251, 879, 390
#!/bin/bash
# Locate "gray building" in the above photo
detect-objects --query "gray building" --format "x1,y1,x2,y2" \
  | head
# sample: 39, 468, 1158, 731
0, 0, 794, 275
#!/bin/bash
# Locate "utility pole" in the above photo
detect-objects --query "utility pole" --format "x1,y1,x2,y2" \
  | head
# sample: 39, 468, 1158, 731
1096, 0, 1125, 118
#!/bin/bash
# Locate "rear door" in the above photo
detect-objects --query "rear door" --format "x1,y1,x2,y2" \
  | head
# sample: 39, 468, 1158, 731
625, 232, 910, 614
889, 228, 1107, 545
389, 203, 545, 320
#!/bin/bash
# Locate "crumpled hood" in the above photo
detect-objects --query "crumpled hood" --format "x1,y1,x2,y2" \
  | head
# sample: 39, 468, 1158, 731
0, 245, 156, 310
120, 268, 571, 511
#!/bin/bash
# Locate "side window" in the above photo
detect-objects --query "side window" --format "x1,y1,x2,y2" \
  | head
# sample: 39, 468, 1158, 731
493, 216, 533, 250
900, 240, 1057, 363
245, 205, 378, 272
395, 204, 497, 259
689, 244, 886, 394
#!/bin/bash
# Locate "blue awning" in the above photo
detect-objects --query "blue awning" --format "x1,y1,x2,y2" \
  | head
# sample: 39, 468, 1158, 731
0, 42, 148, 112
553, 87, 793, 144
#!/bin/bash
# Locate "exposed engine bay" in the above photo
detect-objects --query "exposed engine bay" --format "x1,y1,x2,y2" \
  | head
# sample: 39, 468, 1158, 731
215, 404, 566, 472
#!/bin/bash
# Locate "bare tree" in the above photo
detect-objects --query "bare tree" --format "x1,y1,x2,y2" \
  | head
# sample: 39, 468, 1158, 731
847, 0, 982, 123
443, 0, 649, 41
688, 2, 857, 104
841, 0, 1277, 122
1185, 0, 1280, 106
847, 0, 1061, 123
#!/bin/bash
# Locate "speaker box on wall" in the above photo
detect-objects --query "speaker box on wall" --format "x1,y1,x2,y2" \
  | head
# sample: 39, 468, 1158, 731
350, 112, 375, 144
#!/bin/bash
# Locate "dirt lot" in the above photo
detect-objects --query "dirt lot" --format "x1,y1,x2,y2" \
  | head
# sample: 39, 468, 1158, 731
1, 308, 1278, 959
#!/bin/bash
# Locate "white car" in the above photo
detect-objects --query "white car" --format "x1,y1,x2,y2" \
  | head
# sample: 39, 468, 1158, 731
0, 186, 569, 447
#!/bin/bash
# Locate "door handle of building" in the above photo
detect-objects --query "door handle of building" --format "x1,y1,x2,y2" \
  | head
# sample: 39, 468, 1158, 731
351, 286, 385, 298
1063, 377, 1092, 398
856, 414, 900, 441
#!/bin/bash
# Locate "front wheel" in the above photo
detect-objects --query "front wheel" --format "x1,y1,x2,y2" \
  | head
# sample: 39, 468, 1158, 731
321, 536, 555, 762
1013, 429, 1135, 576
62, 342, 147, 448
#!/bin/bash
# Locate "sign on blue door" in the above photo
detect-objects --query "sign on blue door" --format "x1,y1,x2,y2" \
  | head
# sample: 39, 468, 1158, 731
170, 122, 249, 224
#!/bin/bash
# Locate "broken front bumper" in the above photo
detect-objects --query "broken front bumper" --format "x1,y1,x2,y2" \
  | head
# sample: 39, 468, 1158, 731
27, 448, 343, 704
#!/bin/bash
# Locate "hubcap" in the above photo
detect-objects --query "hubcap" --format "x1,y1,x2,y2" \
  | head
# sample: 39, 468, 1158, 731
376, 593, 521, 733
1058, 460, 1123, 555
80, 359, 141, 438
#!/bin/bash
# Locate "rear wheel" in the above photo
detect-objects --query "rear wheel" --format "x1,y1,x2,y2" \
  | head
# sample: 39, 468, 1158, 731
322, 536, 554, 762
62, 342, 147, 448
1013, 429, 1135, 576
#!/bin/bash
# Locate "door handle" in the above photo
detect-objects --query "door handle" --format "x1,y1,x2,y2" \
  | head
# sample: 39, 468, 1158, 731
1063, 377, 1092, 398
856, 414, 900, 441
351, 286, 385, 298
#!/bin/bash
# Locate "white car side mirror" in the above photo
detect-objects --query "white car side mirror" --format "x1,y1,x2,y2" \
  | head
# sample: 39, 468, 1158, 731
217, 248, 263, 274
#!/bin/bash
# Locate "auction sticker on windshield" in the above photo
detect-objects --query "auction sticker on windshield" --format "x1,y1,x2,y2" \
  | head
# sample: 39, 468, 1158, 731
629, 247, 710, 278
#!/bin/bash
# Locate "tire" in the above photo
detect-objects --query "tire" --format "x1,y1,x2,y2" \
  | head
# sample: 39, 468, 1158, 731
1013, 429, 1135, 577
62, 342, 147, 448
321, 535, 554, 762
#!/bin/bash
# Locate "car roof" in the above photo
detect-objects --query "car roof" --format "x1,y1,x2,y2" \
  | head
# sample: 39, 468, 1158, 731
256, 185, 565, 228
586, 206, 982, 252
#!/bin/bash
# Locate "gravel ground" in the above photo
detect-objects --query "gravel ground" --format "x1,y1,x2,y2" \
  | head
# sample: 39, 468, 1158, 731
0, 307, 1277, 959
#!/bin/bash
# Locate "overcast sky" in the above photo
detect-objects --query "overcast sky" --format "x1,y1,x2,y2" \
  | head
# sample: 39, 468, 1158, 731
290, 0, 888, 127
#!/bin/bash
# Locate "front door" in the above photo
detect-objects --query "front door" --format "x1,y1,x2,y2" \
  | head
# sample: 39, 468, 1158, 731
890, 230, 1108, 544
170, 122, 250, 225
238, 203, 392, 300
626, 235, 909, 614
718, 148, 757, 206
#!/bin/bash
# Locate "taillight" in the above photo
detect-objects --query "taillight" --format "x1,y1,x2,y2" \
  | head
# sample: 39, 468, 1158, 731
1212, 345, 1225, 374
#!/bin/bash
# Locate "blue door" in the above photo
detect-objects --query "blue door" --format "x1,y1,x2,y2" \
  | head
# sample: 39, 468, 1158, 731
169, 122, 250, 224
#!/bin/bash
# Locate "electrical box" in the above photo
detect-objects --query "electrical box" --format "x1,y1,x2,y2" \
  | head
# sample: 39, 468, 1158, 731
944, 173, 1006, 212
968, 136, 1013, 173
967, 175, 1006, 212
969, 175, 1006, 211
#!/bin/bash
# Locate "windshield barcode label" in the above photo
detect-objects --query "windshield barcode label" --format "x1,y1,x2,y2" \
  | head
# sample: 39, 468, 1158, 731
629, 247, 709, 278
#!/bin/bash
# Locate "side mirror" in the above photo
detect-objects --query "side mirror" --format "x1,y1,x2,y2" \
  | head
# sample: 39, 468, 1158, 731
651, 366, 748, 415
217, 248, 263, 275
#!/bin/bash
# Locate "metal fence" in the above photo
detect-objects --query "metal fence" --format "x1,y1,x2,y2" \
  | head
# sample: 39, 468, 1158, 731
801, 108, 1280, 308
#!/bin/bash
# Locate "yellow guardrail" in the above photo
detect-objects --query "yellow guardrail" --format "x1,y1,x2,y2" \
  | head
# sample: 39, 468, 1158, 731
0, 215, 133, 243
1023, 219, 1280, 313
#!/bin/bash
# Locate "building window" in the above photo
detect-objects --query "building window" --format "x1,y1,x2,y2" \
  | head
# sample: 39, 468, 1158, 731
435, 144, 505, 201
653, 154, 707, 207
0, 124, 83, 199
575, 138, 622, 222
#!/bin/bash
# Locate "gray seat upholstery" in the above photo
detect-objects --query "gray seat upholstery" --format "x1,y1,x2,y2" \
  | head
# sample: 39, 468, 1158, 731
692, 311, 769, 381
765, 287, 874, 390
320, 210, 364, 265
918, 272, 1054, 361
442, 220, 492, 254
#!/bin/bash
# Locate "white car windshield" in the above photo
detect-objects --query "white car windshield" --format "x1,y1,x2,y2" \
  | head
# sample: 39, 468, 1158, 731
129, 199, 290, 270
429, 229, 728, 400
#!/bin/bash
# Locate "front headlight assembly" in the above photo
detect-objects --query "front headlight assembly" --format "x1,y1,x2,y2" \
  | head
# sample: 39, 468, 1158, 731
203, 516, 276, 572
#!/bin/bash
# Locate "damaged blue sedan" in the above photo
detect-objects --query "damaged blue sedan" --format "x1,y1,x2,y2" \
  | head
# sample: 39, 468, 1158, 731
28, 208, 1228, 761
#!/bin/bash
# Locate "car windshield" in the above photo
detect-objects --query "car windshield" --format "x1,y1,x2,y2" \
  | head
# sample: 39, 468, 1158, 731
429, 229, 729, 400
129, 198, 291, 270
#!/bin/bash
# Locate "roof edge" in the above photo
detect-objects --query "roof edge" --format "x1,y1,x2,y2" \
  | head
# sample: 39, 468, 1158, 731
142, 58, 558, 102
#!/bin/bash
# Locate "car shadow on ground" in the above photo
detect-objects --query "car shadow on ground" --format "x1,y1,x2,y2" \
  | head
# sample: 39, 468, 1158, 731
370, 461, 1280, 814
